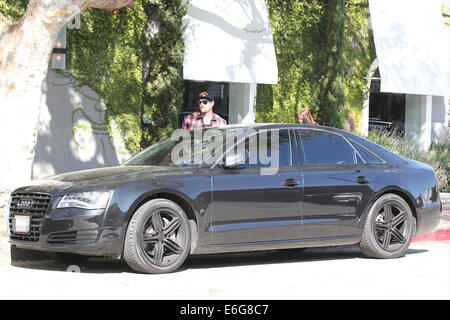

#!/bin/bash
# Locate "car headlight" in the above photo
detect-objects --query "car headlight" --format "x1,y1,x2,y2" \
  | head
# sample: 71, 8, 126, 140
57, 191, 111, 210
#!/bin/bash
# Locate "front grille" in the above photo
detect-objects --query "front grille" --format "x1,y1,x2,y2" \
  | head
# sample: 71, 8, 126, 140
47, 229, 99, 244
8, 192, 52, 242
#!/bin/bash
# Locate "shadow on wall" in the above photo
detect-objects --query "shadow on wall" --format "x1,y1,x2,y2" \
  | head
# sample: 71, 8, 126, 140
183, 0, 277, 84
32, 70, 131, 179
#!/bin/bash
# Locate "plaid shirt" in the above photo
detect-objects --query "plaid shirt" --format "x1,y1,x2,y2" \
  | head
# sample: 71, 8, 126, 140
182, 112, 227, 130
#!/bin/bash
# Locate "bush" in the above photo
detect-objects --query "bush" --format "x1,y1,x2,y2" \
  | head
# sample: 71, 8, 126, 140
367, 129, 449, 192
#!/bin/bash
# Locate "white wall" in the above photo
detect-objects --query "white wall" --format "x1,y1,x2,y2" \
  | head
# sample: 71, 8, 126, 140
32, 71, 130, 179
405, 94, 448, 151
431, 96, 449, 143
228, 83, 257, 124
183, 0, 278, 84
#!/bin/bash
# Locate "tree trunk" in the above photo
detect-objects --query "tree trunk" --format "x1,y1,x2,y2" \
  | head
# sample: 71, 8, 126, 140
0, 0, 134, 213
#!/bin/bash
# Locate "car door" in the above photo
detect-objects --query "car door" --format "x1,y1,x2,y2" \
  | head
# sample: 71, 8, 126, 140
210, 128, 302, 245
295, 129, 379, 239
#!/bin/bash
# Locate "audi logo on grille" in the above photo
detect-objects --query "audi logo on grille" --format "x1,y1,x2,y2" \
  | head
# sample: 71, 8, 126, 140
16, 199, 35, 208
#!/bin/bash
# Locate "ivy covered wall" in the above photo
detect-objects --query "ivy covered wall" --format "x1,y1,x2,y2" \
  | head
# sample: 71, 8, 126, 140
256, 0, 322, 125
61, 5, 146, 154
256, 0, 376, 134
61, 0, 186, 153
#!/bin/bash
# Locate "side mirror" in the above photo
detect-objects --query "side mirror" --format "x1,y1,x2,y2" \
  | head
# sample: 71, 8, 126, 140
221, 150, 249, 169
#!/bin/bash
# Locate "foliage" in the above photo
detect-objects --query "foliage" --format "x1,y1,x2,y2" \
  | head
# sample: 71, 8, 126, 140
0, 0, 27, 22
256, 0, 374, 132
343, 0, 376, 134
368, 129, 450, 192
256, 0, 322, 124
60, 5, 146, 154
1, 0, 187, 154
314, 0, 347, 128
443, 3, 450, 27
60, 0, 186, 153
140, 0, 186, 148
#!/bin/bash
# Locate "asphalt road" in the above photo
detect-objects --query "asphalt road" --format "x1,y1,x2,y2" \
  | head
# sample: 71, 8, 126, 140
0, 241, 448, 300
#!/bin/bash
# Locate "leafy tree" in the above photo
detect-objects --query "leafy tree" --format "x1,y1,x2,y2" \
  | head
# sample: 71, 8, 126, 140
140, 0, 186, 148
0, 0, 136, 207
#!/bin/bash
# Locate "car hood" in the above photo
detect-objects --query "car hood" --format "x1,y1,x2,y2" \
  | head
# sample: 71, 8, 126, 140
17, 165, 195, 194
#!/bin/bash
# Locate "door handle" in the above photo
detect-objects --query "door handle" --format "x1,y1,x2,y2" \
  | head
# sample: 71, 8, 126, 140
354, 176, 369, 184
283, 179, 299, 187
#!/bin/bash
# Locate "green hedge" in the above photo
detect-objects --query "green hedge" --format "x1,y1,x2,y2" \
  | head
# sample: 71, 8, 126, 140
367, 129, 449, 193
256, 0, 375, 134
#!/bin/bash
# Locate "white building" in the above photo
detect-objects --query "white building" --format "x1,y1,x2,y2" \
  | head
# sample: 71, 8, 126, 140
33, 0, 448, 178
33, 0, 277, 178
364, 0, 449, 150
180, 0, 277, 125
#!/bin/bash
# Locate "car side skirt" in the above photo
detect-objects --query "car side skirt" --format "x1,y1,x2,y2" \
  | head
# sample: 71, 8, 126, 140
192, 235, 361, 255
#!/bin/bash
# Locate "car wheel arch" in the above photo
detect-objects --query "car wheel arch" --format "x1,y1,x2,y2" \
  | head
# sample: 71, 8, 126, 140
123, 191, 199, 252
357, 188, 418, 231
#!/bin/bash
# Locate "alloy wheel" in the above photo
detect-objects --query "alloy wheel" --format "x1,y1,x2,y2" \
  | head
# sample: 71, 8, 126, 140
373, 201, 411, 252
140, 209, 187, 267
360, 193, 415, 259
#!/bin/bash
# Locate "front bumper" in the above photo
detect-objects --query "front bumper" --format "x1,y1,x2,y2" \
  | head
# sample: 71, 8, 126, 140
8, 191, 123, 257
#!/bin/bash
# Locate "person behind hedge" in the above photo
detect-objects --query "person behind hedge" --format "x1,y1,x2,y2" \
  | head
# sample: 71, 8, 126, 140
182, 92, 227, 130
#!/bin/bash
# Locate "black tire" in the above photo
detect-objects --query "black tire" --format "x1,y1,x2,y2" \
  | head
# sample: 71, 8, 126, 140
123, 198, 191, 274
360, 193, 416, 259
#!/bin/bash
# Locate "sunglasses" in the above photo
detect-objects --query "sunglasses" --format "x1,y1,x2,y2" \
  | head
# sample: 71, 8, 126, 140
198, 100, 210, 105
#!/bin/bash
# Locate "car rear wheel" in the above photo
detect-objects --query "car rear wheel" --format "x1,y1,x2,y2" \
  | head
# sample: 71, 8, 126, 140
123, 199, 191, 274
360, 193, 416, 259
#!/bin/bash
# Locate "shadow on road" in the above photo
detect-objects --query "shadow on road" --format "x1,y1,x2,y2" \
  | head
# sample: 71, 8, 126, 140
9, 245, 429, 275
182, 246, 364, 271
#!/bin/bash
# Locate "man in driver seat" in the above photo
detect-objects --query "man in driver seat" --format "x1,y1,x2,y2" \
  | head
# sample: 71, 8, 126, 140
182, 92, 227, 130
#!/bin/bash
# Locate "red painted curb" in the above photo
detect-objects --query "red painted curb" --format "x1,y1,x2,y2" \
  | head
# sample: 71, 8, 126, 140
412, 228, 450, 242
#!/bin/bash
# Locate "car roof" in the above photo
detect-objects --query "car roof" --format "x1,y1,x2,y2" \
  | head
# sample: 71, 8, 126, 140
218, 122, 345, 134
215, 123, 405, 165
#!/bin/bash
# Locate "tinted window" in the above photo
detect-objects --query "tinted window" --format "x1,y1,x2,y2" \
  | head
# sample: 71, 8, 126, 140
350, 140, 383, 163
297, 130, 355, 165
239, 129, 291, 168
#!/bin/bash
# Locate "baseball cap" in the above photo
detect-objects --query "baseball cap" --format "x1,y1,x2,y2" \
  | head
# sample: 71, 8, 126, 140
197, 92, 214, 101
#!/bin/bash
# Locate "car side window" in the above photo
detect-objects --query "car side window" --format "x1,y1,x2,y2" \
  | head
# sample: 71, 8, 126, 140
350, 140, 383, 164
296, 129, 355, 165
239, 129, 291, 168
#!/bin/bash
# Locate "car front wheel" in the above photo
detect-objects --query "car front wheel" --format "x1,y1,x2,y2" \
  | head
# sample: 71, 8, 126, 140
360, 193, 416, 259
123, 198, 191, 274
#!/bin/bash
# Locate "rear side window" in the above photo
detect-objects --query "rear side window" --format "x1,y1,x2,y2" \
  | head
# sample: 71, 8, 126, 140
296, 130, 355, 165
350, 140, 383, 164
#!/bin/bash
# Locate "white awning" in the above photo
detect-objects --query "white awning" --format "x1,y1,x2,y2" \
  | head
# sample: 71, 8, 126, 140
182, 0, 278, 84
369, 0, 449, 96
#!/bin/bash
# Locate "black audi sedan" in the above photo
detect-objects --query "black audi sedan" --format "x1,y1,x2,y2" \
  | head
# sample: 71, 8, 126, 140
8, 124, 441, 273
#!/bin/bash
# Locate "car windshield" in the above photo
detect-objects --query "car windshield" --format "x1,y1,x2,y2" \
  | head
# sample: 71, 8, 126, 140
123, 127, 248, 167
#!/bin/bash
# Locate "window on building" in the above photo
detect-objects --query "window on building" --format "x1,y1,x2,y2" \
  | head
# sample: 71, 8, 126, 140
369, 69, 406, 135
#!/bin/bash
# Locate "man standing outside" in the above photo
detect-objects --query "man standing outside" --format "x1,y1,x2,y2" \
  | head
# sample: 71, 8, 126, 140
182, 92, 227, 130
